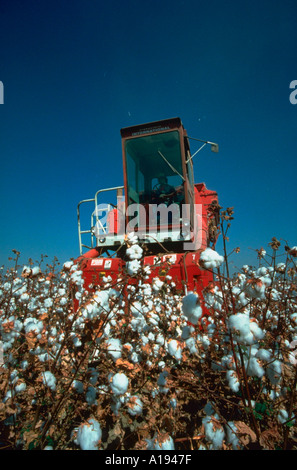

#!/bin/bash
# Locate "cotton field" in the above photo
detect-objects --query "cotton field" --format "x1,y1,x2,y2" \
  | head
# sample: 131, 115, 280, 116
1, 216, 297, 450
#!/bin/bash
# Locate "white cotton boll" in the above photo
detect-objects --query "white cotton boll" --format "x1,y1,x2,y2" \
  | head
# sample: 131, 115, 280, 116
42, 371, 56, 391
276, 262, 286, 273
146, 433, 175, 450
111, 372, 129, 395
9, 369, 18, 384
3, 281, 11, 291
226, 370, 240, 392
256, 267, 268, 277
277, 409, 288, 424
22, 266, 32, 277
59, 297, 68, 306
256, 348, 272, 362
167, 339, 183, 361
245, 357, 265, 378
181, 325, 194, 340
228, 314, 264, 345
20, 360, 29, 370
290, 313, 297, 332
148, 312, 159, 326
106, 338, 122, 361
131, 351, 141, 363
28, 299, 38, 312
270, 288, 281, 301
152, 343, 160, 358
244, 279, 266, 300
20, 292, 30, 303
72, 380, 84, 394
15, 382, 27, 394
126, 259, 141, 275
127, 395, 143, 416
260, 275, 272, 287
75, 289, 83, 300
185, 337, 198, 354
126, 244, 143, 260
71, 334, 82, 348
221, 354, 235, 370
170, 397, 177, 410
232, 286, 248, 307
148, 332, 155, 342
152, 277, 164, 292
202, 415, 225, 450
155, 333, 165, 346
199, 248, 224, 270
157, 370, 169, 393
249, 321, 265, 342
63, 261, 74, 270
24, 318, 44, 335
86, 386, 97, 405
182, 292, 202, 325
32, 266, 41, 276
226, 421, 242, 450
203, 285, 223, 312
76, 418, 102, 450
93, 290, 109, 310
202, 334, 211, 350
266, 359, 283, 385
140, 283, 152, 296
127, 232, 138, 245
38, 352, 50, 362
131, 300, 143, 317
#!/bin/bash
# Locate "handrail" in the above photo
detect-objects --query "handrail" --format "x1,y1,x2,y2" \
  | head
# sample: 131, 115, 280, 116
77, 186, 124, 255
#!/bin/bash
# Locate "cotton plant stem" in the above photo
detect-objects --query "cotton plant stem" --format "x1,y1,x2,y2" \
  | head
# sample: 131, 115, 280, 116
237, 345, 261, 442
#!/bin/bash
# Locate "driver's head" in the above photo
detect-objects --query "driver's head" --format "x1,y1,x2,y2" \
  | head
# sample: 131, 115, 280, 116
158, 176, 167, 185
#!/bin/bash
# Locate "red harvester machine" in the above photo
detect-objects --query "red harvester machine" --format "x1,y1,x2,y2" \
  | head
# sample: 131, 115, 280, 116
76, 117, 220, 301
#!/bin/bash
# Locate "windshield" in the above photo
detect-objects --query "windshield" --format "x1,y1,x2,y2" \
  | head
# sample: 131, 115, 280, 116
125, 130, 184, 205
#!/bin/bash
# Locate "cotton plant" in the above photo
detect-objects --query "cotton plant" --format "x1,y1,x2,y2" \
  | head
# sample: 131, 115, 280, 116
1, 234, 297, 450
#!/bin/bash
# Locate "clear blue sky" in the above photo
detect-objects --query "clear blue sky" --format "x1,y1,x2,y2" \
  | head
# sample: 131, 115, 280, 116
1, 0, 297, 271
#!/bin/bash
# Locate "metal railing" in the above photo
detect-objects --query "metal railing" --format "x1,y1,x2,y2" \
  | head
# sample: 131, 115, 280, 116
77, 186, 124, 255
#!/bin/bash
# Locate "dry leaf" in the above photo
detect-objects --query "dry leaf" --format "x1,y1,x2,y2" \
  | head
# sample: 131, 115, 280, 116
233, 421, 257, 446
259, 426, 282, 450
115, 358, 135, 370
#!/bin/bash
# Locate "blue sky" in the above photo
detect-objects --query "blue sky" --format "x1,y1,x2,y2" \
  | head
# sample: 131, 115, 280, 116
0, 0, 296, 271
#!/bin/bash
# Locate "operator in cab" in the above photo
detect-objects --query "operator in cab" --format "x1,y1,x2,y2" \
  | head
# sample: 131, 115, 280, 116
153, 175, 176, 203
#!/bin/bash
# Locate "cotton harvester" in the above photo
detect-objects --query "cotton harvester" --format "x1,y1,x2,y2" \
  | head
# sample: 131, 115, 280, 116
75, 117, 220, 301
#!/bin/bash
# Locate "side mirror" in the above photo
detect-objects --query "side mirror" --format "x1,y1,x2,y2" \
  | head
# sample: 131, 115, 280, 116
211, 143, 219, 153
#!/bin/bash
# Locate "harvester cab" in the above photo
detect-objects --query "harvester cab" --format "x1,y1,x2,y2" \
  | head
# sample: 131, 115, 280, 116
76, 117, 220, 296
